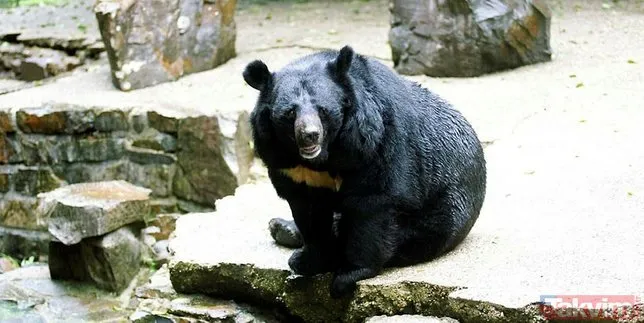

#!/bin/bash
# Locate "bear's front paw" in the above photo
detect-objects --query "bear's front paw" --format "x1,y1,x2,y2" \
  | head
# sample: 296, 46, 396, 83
269, 217, 303, 249
288, 247, 332, 276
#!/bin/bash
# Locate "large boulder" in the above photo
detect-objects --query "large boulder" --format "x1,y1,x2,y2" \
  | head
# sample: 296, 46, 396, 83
167, 184, 539, 322
94, 0, 238, 91
388, 0, 552, 77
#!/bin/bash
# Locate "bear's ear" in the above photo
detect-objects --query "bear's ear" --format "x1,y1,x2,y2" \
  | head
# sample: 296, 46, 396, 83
333, 45, 354, 76
243, 60, 272, 91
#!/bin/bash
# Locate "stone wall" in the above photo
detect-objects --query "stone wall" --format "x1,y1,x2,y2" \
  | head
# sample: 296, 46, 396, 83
0, 103, 255, 256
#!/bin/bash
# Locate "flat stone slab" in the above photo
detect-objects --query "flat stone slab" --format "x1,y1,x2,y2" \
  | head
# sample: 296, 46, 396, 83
169, 179, 644, 322
0, 264, 134, 322
38, 180, 151, 245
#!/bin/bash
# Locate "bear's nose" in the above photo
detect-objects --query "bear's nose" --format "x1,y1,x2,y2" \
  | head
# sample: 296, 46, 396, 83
301, 127, 320, 143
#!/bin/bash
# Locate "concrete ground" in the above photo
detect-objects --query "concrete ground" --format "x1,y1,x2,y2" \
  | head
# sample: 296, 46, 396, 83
2, 0, 644, 320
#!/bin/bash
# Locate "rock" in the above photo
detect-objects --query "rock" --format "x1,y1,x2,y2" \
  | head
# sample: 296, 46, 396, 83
173, 115, 237, 205
127, 162, 174, 197
127, 145, 177, 165
94, 0, 238, 91
16, 104, 95, 135
18, 134, 77, 165
18, 57, 47, 81
140, 231, 170, 268
176, 199, 213, 213
0, 264, 132, 321
15, 31, 103, 53
0, 111, 13, 133
135, 265, 177, 300
18, 48, 83, 81
133, 264, 282, 322
222, 110, 254, 186
388, 0, 552, 77
0, 132, 19, 164
130, 113, 148, 133
48, 226, 143, 292
13, 168, 65, 196
149, 198, 179, 215
76, 136, 126, 162
132, 128, 177, 152
152, 240, 171, 266
0, 42, 24, 76
53, 160, 129, 184
95, 110, 129, 132
167, 183, 543, 322
0, 226, 50, 261
38, 180, 151, 245
148, 111, 179, 134
0, 254, 20, 274
366, 315, 460, 323
268, 217, 303, 249
0, 173, 8, 193
148, 213, 180, 241
0, 197, 44, 230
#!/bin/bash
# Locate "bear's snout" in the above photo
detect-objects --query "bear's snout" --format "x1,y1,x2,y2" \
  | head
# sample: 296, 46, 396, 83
295, 110, 324, 159
300, 126, 320, 143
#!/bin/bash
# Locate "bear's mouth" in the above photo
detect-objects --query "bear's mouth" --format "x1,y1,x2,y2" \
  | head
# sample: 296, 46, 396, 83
299, 144, 321, 159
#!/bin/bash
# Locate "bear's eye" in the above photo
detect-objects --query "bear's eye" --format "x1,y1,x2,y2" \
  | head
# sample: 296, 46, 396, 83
341, 97, 352, 108
285, 107, 296, 118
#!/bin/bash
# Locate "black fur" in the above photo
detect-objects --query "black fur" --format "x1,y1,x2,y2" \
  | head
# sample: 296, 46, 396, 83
244, 45, 487, 298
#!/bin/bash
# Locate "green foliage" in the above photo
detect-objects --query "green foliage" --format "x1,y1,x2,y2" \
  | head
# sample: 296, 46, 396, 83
0, 0, 68, 8
0, 253, 20, 267
20, 255, 35, 266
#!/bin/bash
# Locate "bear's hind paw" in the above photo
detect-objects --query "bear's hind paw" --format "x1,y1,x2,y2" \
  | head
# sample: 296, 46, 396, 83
330, 267, 379, 299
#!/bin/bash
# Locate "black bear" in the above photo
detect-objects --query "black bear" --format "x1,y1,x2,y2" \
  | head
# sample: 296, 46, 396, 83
243, 45, 486, 298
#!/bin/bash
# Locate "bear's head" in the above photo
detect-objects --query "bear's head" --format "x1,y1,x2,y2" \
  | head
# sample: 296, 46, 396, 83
243, 46, 357, 164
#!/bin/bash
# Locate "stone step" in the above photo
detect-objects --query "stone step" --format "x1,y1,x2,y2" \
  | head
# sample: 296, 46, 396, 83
37, 180, 151, 293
